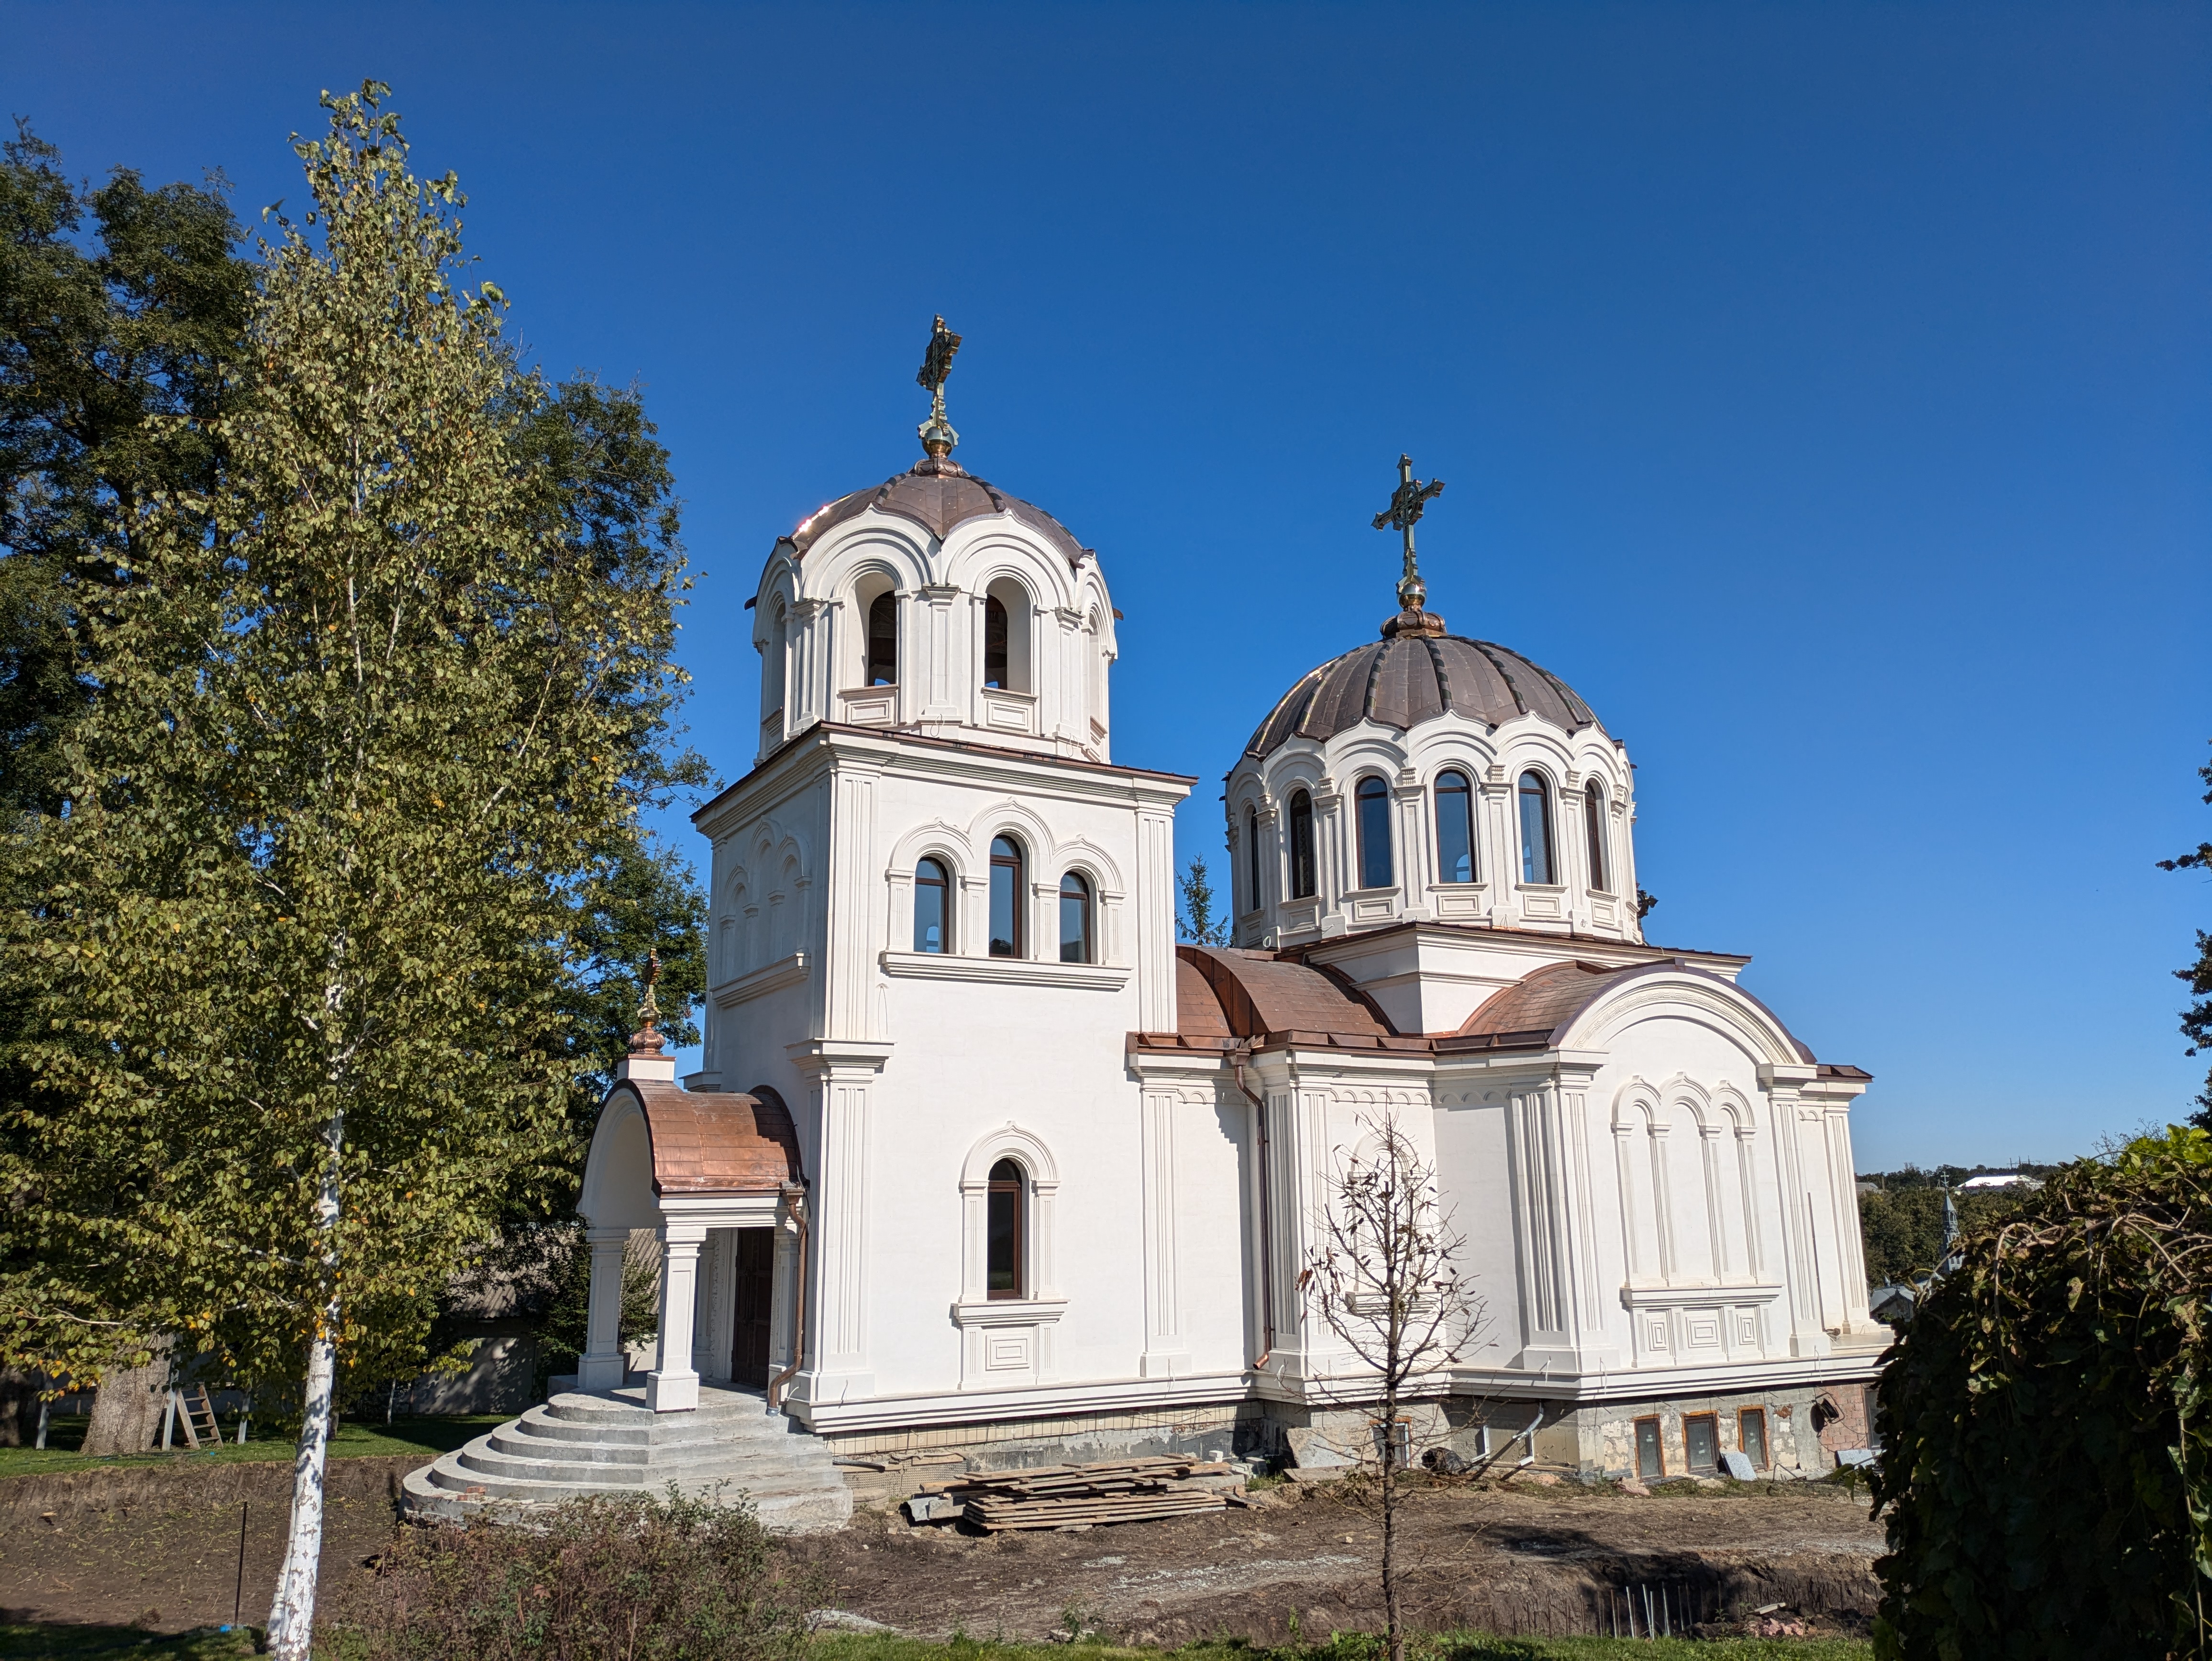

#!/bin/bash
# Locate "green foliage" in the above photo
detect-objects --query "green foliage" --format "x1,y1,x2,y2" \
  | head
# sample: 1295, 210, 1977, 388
532, 1223, 662, 1392
331, 1487, 821, 1661
0, 123, 251, 818
1869, 1126, 2212, 1658
0, 84, 689, 1412
1178, 855, 1227, 945
2159, 740, 2212, 1123
1855, 1184, 2028, 1287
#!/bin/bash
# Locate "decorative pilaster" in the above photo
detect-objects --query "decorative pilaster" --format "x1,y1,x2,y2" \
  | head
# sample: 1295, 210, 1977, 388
1758, 1063, 1825, 1356
1314, 783, 1347, 937
647, 1222, 708, 1412
824, 765, 880, 1041
1481, 767, 1515, 927
578, 1226, 630, 1391
1136, 808, 1177, 1031
1139, 1091, 1189, 1376
919, 584, 962, 719
787, 1041, 893, 1403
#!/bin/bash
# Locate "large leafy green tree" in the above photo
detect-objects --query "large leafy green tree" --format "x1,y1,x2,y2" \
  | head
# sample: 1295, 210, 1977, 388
1, 83, 692, 1657
0, 121, 709, 1446
0, 123, 249, 816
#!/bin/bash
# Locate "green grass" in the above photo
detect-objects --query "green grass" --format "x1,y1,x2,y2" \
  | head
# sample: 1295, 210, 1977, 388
0, 1623, 256, 1659
809, 1634, 1872, 1661
0, 1415, 503, 1482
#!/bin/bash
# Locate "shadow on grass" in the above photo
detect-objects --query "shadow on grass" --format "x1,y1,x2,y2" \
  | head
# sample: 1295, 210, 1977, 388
0, 1416, 504, 1482
0, 1624, 257, 1659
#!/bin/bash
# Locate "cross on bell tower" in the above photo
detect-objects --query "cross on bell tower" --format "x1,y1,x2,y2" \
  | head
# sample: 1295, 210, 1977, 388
1371, 453, 1448, 638
916, 314, 963, 470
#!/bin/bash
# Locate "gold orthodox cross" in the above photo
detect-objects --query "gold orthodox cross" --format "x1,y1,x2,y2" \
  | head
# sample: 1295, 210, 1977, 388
1372, 453, 1445, 612
917, 316, 962, 459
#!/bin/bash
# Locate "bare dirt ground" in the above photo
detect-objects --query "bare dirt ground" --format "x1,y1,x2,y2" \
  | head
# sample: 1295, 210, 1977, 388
0, 1457, 413, 1633
0, 1462, 1884, 1644
789, 1475, 1886, 1646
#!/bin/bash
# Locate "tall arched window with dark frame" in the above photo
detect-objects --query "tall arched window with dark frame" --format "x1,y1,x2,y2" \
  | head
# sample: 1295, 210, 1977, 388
1287, 790, 1316, 899
1245, 807, 1262, 915
865, 589, 897, 686
1355, 775, 1394, 890
1059, 872, 1093, 963
1434, 769, 1475, 884
1519, 771, 1555, 885
986, 1158, 1026, 1298
1583, 779, 1610, 893
914, 857, 950, 953
989, 836, 1025, 957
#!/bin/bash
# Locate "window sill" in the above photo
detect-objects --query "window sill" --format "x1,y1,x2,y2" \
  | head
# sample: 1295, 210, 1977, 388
879, 951, 1130, 990
951, 1297, 1067, 1327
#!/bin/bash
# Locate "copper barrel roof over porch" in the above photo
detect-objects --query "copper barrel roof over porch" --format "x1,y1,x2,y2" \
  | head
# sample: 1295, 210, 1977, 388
608, 1078, 803, 1195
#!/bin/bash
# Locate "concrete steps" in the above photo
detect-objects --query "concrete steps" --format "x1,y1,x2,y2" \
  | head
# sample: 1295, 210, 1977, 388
400, 1383, 852, 1533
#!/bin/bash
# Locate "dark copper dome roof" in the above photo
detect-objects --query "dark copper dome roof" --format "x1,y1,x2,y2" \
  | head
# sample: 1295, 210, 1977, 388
777, 456, 1087, 566
1244, 633, 1598, 759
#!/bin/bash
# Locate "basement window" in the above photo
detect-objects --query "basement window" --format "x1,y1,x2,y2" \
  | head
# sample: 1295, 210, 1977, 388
1634, 1416, 1663, 1481
1684, 1413, 1720, 1475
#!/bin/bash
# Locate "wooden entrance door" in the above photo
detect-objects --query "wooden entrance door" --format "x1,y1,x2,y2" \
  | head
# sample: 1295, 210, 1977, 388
731, 1228, 775, 1387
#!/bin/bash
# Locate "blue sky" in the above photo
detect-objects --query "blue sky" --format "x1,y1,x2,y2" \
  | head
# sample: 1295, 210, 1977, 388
11, 2, 2208, 1169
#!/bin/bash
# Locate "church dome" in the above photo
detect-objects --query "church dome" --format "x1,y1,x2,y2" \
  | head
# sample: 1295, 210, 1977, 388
1243, 631, 1598, 760
778, 456, 1088, 567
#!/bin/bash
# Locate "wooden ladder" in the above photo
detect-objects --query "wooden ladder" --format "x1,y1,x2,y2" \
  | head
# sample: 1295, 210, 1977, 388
173, 1384, 221, 1450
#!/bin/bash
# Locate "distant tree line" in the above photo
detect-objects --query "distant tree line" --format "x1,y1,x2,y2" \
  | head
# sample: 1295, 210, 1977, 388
1854, 1165, 2053, 1288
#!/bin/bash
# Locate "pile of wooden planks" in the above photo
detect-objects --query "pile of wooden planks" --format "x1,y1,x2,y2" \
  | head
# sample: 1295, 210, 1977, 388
907, 1455, 1243, 1530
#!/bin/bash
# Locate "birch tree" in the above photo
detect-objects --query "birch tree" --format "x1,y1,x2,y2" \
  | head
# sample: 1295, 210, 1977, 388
3, 82, 685, 1658
1305, 1114, 1486, 1661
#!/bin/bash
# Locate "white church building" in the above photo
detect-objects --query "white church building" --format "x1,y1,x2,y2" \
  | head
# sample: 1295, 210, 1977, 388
412, 334, 1888, 1514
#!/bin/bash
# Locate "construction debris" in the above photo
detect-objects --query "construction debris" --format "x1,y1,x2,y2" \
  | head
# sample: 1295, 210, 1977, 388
902, 1456, 1243, 1531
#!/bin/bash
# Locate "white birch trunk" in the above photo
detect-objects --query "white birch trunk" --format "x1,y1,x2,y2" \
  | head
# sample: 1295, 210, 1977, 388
267, 1111, 343, 1661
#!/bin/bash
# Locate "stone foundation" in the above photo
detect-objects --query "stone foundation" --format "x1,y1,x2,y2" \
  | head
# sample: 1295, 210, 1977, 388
1460, 1384, 1870, 1480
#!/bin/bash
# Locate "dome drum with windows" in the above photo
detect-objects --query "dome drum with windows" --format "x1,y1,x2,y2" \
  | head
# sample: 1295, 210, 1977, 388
1226, 455, 1637, 947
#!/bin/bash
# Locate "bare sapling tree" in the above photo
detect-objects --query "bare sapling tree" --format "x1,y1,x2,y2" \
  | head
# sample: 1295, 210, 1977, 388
1304, 1112, 1486, 1661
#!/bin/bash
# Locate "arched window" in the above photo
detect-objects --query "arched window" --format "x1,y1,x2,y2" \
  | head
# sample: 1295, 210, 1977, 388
989, 835, 1025, 957
1245, 807, 1262, 915
1519, 771, 1555, 885
1435, 769, 1475, 885
865, 589, 897, 686
1288, 790, 1316, 899
914, 857, 950, 953
1059, 871, 1093, 963
1583, 779, 1610, 893
986, 1158, 1025, 1299
983, 595, 1008, 688
764, 603, 787, 712
1355, 775, 1394, 890
983, 580, 1032, 692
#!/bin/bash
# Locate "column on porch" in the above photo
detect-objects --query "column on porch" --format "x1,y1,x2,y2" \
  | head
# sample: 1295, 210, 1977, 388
648, 1221, 709, 1411
577, 1226, 631, 1391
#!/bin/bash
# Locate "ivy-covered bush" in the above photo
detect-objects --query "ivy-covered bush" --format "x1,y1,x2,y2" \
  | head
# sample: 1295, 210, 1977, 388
1871, 1128, 2212, 1659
